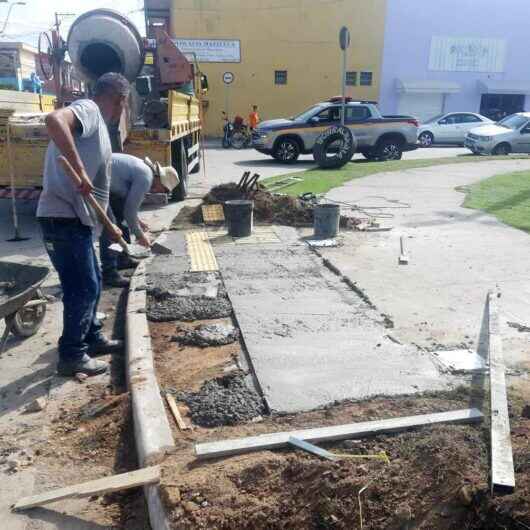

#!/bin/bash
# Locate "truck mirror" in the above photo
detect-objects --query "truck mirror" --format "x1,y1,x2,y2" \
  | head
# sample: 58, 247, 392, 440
200, 74, 209, 92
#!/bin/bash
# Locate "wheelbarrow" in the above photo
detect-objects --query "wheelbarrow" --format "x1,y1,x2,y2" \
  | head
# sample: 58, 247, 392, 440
0, 262, 50, 354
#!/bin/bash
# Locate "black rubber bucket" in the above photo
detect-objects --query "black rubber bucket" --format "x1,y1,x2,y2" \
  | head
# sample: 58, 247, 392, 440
314, 203, 340, 239
225, 200, 254, 237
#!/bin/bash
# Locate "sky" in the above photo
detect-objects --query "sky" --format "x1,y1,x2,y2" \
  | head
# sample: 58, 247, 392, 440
0, 0, 145, 48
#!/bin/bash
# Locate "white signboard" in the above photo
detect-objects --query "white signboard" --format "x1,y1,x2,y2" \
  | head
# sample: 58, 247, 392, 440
173, 39, 241, 63
429, 36, 506, 73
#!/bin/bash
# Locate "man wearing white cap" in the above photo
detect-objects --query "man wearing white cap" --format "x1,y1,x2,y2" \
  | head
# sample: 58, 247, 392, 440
100, 153, 179, 287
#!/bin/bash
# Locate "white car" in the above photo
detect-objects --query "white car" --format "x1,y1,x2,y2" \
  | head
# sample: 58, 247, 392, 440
465, 112, 530, 155
418, 112, 493, 147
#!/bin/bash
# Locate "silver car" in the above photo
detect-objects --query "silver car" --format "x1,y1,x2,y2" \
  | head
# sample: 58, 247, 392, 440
465, 112, 530, 155
418, 112, 492, 147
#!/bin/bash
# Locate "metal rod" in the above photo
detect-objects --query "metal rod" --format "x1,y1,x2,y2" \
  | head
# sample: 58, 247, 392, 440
341, 47, 347, 126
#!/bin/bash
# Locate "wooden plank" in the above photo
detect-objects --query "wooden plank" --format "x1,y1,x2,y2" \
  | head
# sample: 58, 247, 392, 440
195, 408, 483, 460
399, 236, 409, 265
13, 466, 160, 511
488, 291, 515, 495
166, 394, 191, 431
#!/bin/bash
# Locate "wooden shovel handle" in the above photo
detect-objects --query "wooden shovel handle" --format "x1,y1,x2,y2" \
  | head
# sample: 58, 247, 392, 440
57, 156, 129, 253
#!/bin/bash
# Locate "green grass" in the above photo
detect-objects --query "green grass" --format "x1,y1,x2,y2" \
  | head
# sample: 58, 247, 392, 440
263, 155, 523, 197
463, 170, 530, 232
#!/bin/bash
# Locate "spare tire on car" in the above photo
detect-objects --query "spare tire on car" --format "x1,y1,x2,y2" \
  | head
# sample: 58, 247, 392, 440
313, 126, 356, 169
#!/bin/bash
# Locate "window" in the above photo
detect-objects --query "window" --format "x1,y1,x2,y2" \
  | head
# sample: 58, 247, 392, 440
455, 114, 481, 124
275, 70, 287, 85
346, 106, 371, 122
346, 71, 357, 86
316, 107, 341, 123
439, 115, 457, 125
360, 71, 373, 86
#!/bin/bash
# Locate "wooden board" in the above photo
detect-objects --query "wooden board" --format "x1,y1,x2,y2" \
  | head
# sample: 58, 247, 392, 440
13, 465, 160, 511
166, 394, 191, 431
195, 408, 484, 459
488, 291, 515, 495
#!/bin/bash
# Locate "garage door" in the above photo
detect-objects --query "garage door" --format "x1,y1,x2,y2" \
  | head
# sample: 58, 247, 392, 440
397, 93, 444, 123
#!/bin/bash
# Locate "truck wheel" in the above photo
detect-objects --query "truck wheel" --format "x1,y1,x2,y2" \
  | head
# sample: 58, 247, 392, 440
493, 143, 511, 156
418, 131, 434, 147
172, 141, 188, 201
376, 138, 403, 161
273, 138, 300, 163
190, 150, 201, 174
313, 126, 356, 169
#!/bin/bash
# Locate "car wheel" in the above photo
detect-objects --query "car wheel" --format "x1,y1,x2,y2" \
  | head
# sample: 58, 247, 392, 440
376, 138, 403, 161
273, 138, 301, 163
493, 143, 511, 156
418, 131, 434, 148
172, 141, 188, 201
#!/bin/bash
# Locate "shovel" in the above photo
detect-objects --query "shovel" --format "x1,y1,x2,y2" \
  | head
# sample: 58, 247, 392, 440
58, 156, 171, 258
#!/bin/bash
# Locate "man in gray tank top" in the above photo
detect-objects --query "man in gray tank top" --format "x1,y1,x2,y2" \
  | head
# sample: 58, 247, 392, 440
37, 73, 130, 377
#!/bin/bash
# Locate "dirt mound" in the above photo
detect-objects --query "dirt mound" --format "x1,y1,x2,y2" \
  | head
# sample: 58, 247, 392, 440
171, 183, 361, 229
174, 372, 265, 427
162, 395, 530, 530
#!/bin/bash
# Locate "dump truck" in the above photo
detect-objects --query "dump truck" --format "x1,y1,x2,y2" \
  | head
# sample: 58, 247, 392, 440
0, 9, 204, 201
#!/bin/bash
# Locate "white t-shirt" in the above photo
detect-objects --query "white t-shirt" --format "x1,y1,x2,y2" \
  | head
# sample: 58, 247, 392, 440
37, 99, 112, 229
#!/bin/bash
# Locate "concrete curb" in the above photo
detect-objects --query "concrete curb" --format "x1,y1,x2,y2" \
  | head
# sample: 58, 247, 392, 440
126, 260, 174, 530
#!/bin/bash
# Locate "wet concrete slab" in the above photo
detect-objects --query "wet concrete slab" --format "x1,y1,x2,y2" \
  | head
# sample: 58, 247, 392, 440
215, 228, 450, 413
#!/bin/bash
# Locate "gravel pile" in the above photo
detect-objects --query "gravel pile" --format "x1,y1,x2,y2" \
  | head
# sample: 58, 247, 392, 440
175, 372, 265, 427
173, 323, 239, 347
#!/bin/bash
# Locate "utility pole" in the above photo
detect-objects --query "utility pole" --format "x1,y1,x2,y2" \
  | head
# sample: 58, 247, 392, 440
339, 27, 350, 127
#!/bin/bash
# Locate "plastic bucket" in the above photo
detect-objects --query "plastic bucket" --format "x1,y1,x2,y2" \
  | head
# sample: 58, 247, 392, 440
314, 203, 340, 239
225, 200, 254, 237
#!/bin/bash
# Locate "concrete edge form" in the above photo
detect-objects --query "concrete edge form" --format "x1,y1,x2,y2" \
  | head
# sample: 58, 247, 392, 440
126, 260, 174, 530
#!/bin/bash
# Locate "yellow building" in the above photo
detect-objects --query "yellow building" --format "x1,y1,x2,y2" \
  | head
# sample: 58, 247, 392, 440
168, 0, 387, 135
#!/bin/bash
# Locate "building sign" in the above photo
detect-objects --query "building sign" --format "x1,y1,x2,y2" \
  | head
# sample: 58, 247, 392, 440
0, 51, 18, 77
429, 37, 506, 73
173, 39, 241, 63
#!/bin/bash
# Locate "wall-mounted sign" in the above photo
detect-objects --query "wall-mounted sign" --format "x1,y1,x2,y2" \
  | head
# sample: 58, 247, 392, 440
223, 72, 234, 85
173, 39, 241, 63
429, 36, 506, 73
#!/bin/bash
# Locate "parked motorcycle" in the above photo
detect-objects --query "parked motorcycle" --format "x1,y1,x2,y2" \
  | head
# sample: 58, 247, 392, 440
221, 112, 252, 149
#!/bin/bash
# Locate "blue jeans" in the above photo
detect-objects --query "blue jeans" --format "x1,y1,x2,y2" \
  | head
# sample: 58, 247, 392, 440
39, 218, 104, 362
99, 196, 131, 275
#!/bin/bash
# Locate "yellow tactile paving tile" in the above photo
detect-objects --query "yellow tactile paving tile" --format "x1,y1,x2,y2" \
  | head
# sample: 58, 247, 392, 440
185, 231, 219, 271
201, 204, 225, 224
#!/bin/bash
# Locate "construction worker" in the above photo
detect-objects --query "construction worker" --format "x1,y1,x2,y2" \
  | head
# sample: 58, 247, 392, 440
37, 72, 130, 378
100, 154, 180, 287
249, 105, 260, 131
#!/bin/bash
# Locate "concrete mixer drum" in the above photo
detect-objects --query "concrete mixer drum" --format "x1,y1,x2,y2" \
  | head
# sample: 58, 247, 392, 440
67, 9, 145, 84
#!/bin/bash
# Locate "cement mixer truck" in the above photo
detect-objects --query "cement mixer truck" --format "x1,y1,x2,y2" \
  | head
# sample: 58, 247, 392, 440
0, 9, 204, 201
